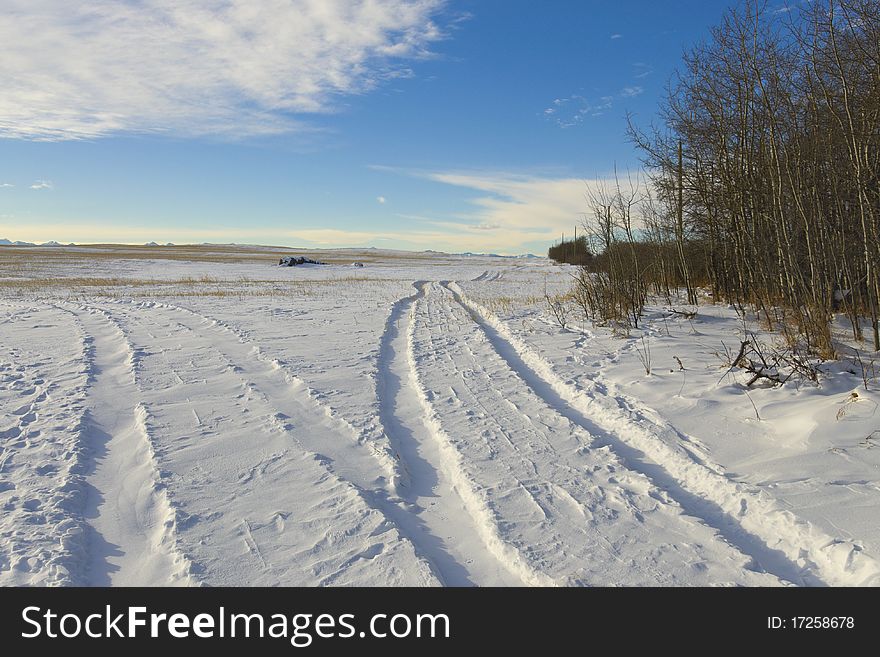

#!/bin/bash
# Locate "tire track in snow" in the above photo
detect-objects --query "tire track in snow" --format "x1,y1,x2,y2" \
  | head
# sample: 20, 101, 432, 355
416, 284, 780, 585
443, 281, 880, 586
132, 298, 401, 490
376, 282, 530, 586
66, 304, 192, 586
472, 271, 502, 282
153, 293, 527, 585
100, 299, 442, 586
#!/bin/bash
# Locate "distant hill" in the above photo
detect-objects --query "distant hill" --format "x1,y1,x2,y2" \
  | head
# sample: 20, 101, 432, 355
455, 251, 541, 259
0, 238, 65, 247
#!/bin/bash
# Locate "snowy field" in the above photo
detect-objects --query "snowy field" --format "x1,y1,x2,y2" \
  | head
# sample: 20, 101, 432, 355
1, 244, 879, 587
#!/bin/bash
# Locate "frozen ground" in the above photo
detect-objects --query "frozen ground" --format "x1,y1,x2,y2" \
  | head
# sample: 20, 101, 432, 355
1, 244, 878, 586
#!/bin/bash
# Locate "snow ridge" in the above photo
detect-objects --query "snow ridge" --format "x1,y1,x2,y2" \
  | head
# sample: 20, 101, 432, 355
70, 304, 194, 585
446, 282, 880, 586
406, 283, 556, 586
140, 298, 401, 488
96, 298, 440, 586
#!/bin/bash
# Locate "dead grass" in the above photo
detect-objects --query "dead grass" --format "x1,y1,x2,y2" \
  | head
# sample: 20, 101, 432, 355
470, 294, 545, 314
0, 243, 463, 267
0, 270, 404, 301
0, 243, 468, 301
0, 276, 222, 289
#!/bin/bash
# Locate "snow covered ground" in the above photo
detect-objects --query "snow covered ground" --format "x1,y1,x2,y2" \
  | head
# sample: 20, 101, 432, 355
1, 245, 878, 586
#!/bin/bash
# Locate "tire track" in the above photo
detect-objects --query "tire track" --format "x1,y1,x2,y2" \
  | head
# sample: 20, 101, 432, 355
65, 304, 192, 586
97, 298, 441, 586
376, 282, 529, 586
133, 292, 525, 585
443, 281, 880, 586
132, 298, 401, 490
415, 283, 781, 585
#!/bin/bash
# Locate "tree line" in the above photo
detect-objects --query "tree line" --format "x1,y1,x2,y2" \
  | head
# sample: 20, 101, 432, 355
547, 234, 593, 266
562, 0, 879, 357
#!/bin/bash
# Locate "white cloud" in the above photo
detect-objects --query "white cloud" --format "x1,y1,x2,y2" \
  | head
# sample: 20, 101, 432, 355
542, 94, 614, 127
0, 183, 13, 188
610, 33, 623, 39
544, 84, 645, 128
377, 196, 387, 204
425, 171, 588, 232
633, 62, 654, 79
395, 170, 612, 251
0, 0, 447, 141
400, 168, 647, 252
30, 180, 53, 190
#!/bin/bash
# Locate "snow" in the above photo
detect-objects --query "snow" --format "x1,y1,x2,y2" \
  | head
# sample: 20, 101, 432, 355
1, 246, 878, 586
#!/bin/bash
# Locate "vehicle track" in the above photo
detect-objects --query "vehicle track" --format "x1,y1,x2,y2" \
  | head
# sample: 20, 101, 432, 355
95, 299, 441, 586
442, 281, 880, 586
66, 304, 190, 586
376, 282, 527, 586
138, 293, 526, 585
413, 283, 783, 585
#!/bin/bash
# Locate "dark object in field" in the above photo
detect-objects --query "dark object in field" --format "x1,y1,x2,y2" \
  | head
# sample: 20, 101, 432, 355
279, 256, 325, 267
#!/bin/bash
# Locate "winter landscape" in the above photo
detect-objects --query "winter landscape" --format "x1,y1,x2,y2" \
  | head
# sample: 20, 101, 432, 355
1, 243, 878, 587
2, 1, 879, 591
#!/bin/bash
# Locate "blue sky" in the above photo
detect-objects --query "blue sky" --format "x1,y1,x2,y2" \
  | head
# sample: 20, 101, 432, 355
0, 1, 738, 254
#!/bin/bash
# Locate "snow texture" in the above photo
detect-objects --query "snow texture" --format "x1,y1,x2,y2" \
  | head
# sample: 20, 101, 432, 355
1, 248, 878, 586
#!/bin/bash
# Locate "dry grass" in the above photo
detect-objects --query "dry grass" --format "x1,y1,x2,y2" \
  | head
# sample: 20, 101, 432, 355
0, 243, 465, 302
0, 242, 418, 299
0, 243, 464, 268
0, 268, 404, 301
469, 294, 545, 315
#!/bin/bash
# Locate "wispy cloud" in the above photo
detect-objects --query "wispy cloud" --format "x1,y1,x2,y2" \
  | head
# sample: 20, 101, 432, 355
405, 169, 621, 251
371, 168, 639, 252
29, 180, 53, 190
610, 33, 623, 39
377, 196, 387, 204
543, 95, 614, 127
0, 183, 13, 188
632, 62, 654, 79
420, 168, 650, 252
543, 83, 644, 128
0, 0, 448, 141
